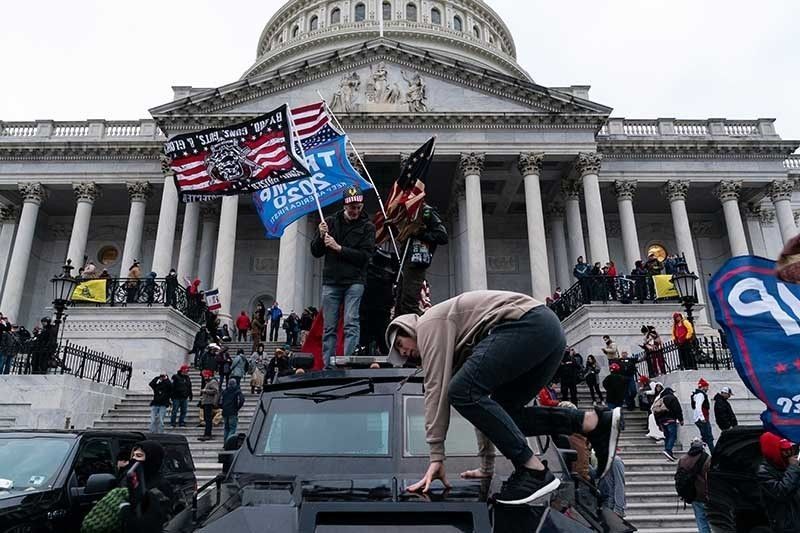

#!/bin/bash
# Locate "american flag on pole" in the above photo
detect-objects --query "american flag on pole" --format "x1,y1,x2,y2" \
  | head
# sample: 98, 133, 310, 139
291, 101, 344, 151
164, 104, 311, 203
374, 137, 434, 244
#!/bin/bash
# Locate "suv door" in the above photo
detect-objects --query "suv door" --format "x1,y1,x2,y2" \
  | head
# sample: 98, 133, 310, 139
69, 437, 116, 526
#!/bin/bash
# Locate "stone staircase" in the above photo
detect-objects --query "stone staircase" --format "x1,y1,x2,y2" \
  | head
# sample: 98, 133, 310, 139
571, 387, 699, 533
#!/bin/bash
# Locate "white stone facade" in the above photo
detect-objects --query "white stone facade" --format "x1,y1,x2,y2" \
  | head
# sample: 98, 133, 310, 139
0, 0, 798, 345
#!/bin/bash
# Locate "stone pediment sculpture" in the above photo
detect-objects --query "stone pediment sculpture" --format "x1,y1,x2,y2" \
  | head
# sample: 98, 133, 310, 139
330, 62, 428, 114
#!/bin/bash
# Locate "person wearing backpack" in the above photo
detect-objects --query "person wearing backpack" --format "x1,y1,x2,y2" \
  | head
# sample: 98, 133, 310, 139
654, 387, 684, 461
675, 438, 711, 533
229, 348, 248, 388
692, 378, 715, 453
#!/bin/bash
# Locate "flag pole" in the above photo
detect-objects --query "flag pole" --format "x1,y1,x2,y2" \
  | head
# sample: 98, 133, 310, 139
316, 91, 401, 259
287, 104, 325, 221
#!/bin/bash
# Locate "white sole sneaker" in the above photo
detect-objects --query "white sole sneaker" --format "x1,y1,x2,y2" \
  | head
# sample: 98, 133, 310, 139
599, 407, 622, 478
496, 477, 561, 505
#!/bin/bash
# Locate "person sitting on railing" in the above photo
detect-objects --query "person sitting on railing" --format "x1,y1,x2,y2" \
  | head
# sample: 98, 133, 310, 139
164, 269, 178, 309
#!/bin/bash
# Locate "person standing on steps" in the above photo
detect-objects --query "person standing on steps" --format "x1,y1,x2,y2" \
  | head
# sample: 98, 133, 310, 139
220, 379, 245, 446
713, 386, 738, 433
268, 302, 283, 343
675, 438, 711, 533
385, 290, 621, 505
601, 335, 620, 362
235, 311, 250, 342
757, 431, 800, 532
602, 363, 627, 412
654, 387, 684, 462
584, 355, 603, 405
557, 350, 579, 405
198, 372, 220, 441
169, 365, 192, 428
692, 378, 715, 453
148, 373, 172, 433
229, 348, 248, 388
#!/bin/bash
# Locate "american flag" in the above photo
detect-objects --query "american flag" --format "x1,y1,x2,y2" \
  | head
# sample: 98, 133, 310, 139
165, 104, 310, 202
291, 101, 344, 152
375, 137, 435, 244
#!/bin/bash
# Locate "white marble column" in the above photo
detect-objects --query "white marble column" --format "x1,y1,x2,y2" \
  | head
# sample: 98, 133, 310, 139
151, 178, 180, 276
614, 180, 641, 272
65, 182, 101, 268
562, 179, 586, 266
0, 206, 18, 297
212, 195, 239, 323
547, 204, 571, 291
759, 207, 784, 258
1, 183, 46, 322
276, 218, 308, 316
743, 204, 768, 257
459, 153, 488, 291
176, 202, 200, 282
769, 179, 798, 244
577, 152, 610, 264
713, 180, 749, 257
519, 153, 550, 300
119, 182, 151, 276
196, 204, 219, 289
664, 180, 706, 314
456, 192, 469, 292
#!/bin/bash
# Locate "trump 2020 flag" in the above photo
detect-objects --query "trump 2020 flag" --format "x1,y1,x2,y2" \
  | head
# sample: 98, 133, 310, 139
204, 289, 221, 312
252, 102, 372, 238
164, 104, 311, 203
709, 255, 800, 443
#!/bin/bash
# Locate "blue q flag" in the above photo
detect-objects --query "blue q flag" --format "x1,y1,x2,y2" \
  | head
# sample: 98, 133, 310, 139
709, 255, 800, 443
253, 135, 372, 238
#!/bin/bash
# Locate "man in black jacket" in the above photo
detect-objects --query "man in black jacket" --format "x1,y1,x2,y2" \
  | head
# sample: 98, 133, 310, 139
758, 431, 800, 533
654, 387, 684, 462
169, 365, 192, 428
395, 204, 448, 316
148, 374, 172, 433
713, 386, 738, 432
311, 186, 376, 368
558, 351, 579, 405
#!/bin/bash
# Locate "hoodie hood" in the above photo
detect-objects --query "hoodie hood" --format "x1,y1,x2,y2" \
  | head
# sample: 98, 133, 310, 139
385, 314, 420, 367
673, 312, 683, 320
760, 431, 793, 470
192, 278, 201, 287
133, 440, 165, 484
662, 387, 675, 396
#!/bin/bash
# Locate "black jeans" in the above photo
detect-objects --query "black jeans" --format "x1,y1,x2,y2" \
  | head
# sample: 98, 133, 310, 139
561, 380, 578, 405
270, 321, 280, 342
448, 306, 582, 468
396, 264, 426, 316
202, 405, 214, 437
587, 380, 604, 403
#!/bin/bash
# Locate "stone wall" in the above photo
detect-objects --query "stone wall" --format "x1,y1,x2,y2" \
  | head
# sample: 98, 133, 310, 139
0, 374, 126, 429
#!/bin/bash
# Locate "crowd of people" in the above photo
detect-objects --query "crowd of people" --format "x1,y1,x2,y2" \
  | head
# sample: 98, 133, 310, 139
0, 313, 60, 374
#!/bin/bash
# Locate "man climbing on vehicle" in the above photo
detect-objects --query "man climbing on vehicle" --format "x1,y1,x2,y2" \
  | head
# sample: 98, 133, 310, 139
386, 290, 621, 505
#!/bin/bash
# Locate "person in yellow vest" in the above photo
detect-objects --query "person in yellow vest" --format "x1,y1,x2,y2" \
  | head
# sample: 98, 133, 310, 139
672, 312, 696, 370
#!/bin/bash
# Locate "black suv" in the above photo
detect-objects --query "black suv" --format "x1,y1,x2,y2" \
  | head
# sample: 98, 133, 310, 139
173, 370, 634, 533
0, 429, 196, 532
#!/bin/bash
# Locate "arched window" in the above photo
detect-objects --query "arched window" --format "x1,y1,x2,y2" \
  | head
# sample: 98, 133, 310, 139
430, 7, 441, 25
330, 7, 341, 24
473, 25, 481, 39
406, 2, 417, 21
354, 3, 366, 21
292, 25, 300, 38
383, 1, 392, 20
453, 15, 462, 31
309, 15, 319, 31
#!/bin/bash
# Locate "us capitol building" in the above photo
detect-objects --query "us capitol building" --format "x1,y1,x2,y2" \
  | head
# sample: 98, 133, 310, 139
0, 0, 798, 370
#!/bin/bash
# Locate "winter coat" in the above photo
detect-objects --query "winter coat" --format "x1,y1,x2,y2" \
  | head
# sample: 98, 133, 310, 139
229, 354, 247, 379
713, 393, 738, 431
190, 329, 209, 355
602, 373, 628, 405
672, 313, 695, 345
235, 313, 251, 331
266, 355, 293, 383
758, 432, 800, 533
149, 376, 172, 407
170, 374, 193, 401
584, 361, 600, 385
268, 306, 283, 323
558, 354, 580, 384
538, 387, 560, 407
310, 209, 376, 285
677, 444, 710, 503
654, 389, 684, 426
406, 205, 448, 266
573, 262, 590, 279
200, 378, 220, 406
220, 382, 245, 417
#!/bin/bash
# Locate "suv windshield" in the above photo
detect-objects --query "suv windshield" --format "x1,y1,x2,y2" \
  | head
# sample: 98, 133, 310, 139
0, 437, 72, 495
404, 396, 478, 457
261, 396, 392, 456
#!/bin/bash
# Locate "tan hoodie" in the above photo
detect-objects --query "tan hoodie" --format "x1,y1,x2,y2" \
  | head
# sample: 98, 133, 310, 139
386, 290, 542, 462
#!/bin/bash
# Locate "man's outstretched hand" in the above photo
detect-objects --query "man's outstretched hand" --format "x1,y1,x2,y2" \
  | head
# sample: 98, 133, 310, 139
407, 461, 451, 493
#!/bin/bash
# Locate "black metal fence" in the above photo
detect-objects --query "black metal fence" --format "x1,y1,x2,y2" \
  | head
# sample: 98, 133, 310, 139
632, 336, 733, 380
550, 275, 679, 320
71, 277, 206, 323
4, 340, 132, 389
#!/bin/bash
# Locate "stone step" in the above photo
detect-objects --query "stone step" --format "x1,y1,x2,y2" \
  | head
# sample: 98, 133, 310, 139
626, 491, 682, 503
625, 480, 677, 493
623, 459, 685, 473
625, 514, 698, 529
618, 450, 685, 461
628, 501, 692, 513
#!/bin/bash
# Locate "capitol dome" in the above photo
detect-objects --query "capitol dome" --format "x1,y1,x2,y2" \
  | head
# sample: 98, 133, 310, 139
243, 0, 529, 80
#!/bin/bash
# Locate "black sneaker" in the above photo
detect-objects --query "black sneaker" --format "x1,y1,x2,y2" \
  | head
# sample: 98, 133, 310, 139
588, 406, 622, 478
496, 467, 561, 505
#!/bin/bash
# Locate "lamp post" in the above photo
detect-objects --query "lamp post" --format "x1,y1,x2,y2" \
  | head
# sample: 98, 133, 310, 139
670, 253, 699, 325
51, 260, 78, 340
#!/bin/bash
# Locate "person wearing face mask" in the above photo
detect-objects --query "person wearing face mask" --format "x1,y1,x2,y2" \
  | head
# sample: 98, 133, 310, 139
120, 440, 175, 532
311, 186, 376, 368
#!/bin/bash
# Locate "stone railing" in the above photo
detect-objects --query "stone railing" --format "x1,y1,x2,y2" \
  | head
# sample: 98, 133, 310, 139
598, 117, 778, 139
0, 119, 164, 140
785, 154, 800, 170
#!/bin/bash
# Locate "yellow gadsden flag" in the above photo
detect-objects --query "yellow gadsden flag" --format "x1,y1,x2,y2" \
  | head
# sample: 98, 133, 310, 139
653, 274, 679, 299
71, 279, 108, 303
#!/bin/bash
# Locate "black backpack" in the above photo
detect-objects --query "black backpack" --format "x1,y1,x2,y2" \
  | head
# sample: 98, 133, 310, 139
675, 454, 707, 503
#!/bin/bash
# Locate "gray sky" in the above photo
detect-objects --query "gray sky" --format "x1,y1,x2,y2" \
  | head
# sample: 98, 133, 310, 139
1, 0, 798, 141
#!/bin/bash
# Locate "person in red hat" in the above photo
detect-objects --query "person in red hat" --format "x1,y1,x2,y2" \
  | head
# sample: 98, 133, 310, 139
170, 365, 193, 428
757, 432, 800, 532
692, 378, 714, 453
603, 363, 628, 412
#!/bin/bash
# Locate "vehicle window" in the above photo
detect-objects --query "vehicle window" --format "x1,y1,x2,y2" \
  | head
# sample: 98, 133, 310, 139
74, 439, 114, 486
162, 444, 194, 474
261, 396, 392, 456
316, 528, 469, 532
404, 396, 479, 457
0, 437, 73, 494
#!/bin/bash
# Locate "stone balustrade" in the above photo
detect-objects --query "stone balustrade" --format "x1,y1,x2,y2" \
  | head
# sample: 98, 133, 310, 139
599, 117, 778, 139
785, 154, 800, 170
0, 119, 163, 140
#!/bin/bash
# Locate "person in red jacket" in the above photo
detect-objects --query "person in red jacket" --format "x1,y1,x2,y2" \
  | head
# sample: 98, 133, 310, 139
538, 382, 560, 407
235, 311, 251, 342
